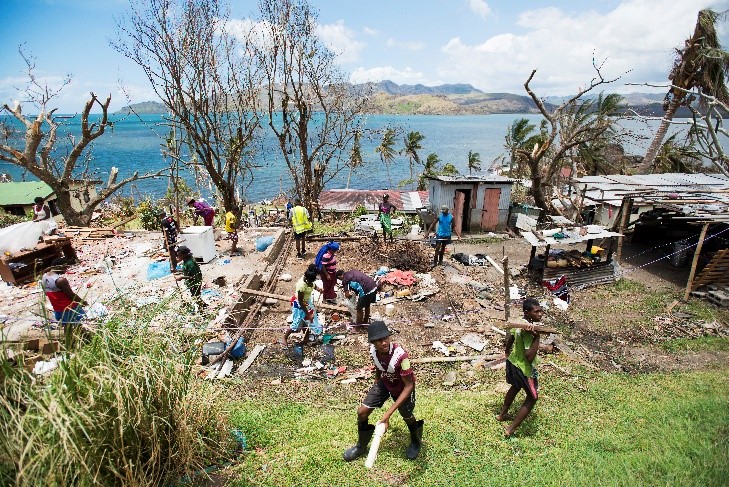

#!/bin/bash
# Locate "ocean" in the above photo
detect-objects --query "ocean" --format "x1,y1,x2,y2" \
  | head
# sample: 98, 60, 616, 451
0, 113, 671, 203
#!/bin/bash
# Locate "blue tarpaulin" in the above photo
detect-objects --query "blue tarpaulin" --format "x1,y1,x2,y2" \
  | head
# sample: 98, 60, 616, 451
147, 261, 172, 280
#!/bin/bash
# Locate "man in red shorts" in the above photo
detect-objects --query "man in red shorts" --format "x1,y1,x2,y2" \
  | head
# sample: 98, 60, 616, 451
343, 320, 424, 462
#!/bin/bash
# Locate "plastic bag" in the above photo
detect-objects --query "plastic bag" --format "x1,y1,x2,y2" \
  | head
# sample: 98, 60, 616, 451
147, 261, 172, 280
255, 235, 275, 252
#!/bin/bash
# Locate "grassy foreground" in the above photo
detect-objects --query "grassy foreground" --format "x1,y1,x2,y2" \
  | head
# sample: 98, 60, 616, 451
227, 368, 729, 486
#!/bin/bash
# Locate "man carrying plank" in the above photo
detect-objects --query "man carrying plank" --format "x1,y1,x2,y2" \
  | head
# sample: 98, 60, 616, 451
343, 321, 424, 462
496, 297, 542, 437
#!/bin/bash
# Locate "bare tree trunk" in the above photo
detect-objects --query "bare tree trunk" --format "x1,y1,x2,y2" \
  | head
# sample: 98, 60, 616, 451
640, 99, 680, 172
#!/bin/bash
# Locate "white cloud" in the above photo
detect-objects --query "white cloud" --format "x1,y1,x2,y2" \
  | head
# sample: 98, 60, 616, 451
363, 26, 379, 37
316, 20, 365, 64
439, 0, 723, 94
349, 66, 430, 85
386, 38, 425, 51
467, 0, 492, 21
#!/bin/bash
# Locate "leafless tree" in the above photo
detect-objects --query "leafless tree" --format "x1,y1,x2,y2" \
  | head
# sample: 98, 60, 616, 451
0, 50, 166, 226
251, 0, 371, 212
114, 0, 262, 213
510, 62, 625, 217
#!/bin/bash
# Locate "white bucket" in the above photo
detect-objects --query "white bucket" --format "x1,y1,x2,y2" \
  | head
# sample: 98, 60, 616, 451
385, 304, 395, 316
410, 224, 421, 235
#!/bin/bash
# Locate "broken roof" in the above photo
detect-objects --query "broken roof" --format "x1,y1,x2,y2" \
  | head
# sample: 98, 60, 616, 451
0, 181, 54, 206
426, 174, 516, 184
574, 173, 729, 222
319, 189, 430, 213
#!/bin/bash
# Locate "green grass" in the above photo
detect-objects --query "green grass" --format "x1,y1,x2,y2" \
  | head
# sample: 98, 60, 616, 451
225, 369, 729, 486
661, 336, 729, 353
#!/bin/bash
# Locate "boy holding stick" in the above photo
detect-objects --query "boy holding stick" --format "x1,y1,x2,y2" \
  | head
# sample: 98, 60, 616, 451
497, 297, 542, 437
343, 320, 423, 462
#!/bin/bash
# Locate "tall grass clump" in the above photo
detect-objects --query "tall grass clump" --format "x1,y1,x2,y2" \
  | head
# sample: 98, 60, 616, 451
0, 300, 234, 486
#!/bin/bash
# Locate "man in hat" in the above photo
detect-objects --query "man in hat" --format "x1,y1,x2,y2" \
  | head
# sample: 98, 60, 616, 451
187, 197, 216, 227
425, 204, 461, 267
290, 198, 313, 258
41, 257, 88, 326
343, 320, 423, 462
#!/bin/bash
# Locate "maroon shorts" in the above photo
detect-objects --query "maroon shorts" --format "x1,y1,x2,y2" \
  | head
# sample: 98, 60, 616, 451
506, 360, 539, 400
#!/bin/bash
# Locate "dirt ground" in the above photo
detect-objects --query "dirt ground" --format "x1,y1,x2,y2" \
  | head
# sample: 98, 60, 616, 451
243, 234, 729, 384
3, 225, 727, 380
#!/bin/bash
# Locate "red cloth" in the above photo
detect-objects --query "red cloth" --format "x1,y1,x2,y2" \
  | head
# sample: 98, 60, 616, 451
380, 270, 417, 286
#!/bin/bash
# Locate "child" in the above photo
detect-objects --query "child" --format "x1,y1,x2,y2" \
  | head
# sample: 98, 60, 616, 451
496, 297, 542, 437
41, 257, 88, 326
159, 210, 179, 272
343, 320, 423, 462
282, 264, 323, 349
175, 246, 206, 311
225, 208, 240, 255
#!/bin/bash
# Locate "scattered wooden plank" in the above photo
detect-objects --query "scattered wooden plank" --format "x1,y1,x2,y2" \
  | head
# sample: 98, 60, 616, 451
216, 359, 234, 379
485, 255, 504, 274
236, 344, 266, 375
490, 325, 507, 336
411, 353, 502, 364
503, 321, 560, 334
239, 288, 349, 312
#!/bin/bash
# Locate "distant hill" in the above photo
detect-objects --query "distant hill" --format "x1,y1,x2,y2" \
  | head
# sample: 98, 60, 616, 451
117, 82, 695, 116
116, 101, 167, 114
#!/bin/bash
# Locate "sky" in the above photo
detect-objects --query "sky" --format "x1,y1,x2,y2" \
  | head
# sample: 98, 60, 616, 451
1, 0, 729, 113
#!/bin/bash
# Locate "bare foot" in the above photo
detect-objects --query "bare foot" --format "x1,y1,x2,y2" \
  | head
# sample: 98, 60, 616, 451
495, 414, 512, 422
503, 425, 515, 438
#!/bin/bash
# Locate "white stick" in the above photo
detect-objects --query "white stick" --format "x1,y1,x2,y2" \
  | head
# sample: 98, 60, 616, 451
365, 422, 388, 469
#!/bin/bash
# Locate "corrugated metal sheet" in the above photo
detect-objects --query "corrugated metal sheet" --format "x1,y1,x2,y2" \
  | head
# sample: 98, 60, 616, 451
427, 179, 513, 229
0, 181, 54, 206
318, 189, 429, 213
426, 175, 517, 183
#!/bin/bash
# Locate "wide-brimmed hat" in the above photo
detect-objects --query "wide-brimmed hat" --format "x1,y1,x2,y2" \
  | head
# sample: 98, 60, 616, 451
440, 205, 449, 211
368, 320, 392, 342
187, 197, 196, 205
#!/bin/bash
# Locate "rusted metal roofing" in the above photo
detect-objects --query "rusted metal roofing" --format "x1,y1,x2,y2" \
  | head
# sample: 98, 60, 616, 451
574, 173, 729, 222
319, 189, 429, 213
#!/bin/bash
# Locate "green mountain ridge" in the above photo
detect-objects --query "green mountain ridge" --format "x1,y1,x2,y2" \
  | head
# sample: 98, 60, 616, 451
116, 81, 682, 116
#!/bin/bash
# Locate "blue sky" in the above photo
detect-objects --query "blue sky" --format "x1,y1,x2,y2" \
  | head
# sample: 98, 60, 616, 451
1, 0, 728, 113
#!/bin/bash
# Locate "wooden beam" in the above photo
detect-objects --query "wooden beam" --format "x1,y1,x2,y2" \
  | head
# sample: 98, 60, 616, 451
411, 354, 503, 364
236, 344, 266, 375
502, 255, 510, 322
503, 321, 560, 334
615, 197, 631, 263
239, 288, 350, 312
684, 222, 709, 301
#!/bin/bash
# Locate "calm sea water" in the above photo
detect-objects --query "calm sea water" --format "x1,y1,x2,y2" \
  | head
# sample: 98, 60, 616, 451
0, 113, 671, 203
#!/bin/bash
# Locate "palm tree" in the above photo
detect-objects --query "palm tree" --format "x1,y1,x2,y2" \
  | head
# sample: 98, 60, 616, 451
504, 118, 546, 177
418, 152, 441, 190
654, 133, 704, 173
641, 9, 729, 171
467, 150, 481, 174
346, 131, 363, 189
375, 128, 397, 188
402, 131, 424, 189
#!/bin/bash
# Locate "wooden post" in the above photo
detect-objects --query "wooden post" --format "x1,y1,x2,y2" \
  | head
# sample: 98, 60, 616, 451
503, 255, 510, 321
615, 197, 631, 263
684, 223, 710, 301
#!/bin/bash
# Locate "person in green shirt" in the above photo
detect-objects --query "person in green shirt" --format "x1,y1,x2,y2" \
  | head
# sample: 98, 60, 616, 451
496, 297, 542, 437
175, 246, 206, 311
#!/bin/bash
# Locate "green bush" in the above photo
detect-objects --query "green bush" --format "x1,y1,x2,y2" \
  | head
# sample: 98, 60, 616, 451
0, 211, 26, 229
0, 303, 234, 486
137, 198, 165, 231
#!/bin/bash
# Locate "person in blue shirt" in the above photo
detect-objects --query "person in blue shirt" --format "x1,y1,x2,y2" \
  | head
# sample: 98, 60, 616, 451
425, 205, 460, 267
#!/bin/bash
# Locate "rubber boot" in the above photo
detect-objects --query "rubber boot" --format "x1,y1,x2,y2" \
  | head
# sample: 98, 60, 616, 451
343, 423, 375, 461
406, 420, 424, 460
